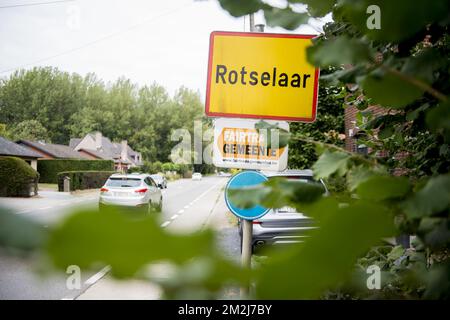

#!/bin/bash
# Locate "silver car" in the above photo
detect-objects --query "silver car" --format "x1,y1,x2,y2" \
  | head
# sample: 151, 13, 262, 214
238, 169, 327, 253
151, 174, 167, 189
99, 173, 162, 212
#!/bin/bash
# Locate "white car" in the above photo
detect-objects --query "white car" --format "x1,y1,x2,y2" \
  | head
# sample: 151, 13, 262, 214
99, 173, 162, 213
192, 172, 202, 180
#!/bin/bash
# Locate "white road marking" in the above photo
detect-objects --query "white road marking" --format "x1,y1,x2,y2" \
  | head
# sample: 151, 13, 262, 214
161, 221, 171, 228
171, 214, 178, 220
178, 209, 184, 214
184, 205, 189, 209
84, 266, 111, 286
38, 206, 51, 210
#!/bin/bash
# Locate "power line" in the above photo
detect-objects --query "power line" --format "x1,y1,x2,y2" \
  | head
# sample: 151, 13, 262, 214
0, 0, 75, 9
0, 2, 193, 74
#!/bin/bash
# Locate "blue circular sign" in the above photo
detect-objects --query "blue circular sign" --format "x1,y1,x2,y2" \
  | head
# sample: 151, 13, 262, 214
225, 171, 269, 220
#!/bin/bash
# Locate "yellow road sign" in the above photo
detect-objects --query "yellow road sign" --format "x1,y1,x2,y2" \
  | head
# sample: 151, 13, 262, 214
205, 31, 319, 122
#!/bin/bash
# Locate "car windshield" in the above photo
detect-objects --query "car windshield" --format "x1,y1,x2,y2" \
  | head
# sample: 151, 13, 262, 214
106, 178, 142, 188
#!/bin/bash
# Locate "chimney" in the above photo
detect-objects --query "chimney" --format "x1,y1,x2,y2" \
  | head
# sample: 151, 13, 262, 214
95, 132, 102, 150
121, 140, 128, 161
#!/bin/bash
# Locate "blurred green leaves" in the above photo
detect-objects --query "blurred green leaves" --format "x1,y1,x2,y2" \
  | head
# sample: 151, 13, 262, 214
426, 101, 450, 141
218, 0, 264, 17
335, 0, 450, 42
47, 207, 220, 278
227, 177, 326, 210
256, 200, 395, 299
307, 36, 373, 67
402, 174, 450, 219
255, 120, 291, 149
0, 207, 47, 253
289, 0, 335, 18
360, 70, 424, 108
356, 176, 411, 201
313, 150, 350, 179
263, 7, 309, 31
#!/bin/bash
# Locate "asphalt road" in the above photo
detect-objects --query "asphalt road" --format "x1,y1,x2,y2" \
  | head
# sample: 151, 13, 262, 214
0, 176, 240, 299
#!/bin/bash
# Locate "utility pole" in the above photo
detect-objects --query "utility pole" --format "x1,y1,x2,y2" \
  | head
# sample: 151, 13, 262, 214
249, 13, 255, 32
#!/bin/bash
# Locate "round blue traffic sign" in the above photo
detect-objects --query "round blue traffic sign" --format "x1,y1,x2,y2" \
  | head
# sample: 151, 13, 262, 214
225, 171, 269, 220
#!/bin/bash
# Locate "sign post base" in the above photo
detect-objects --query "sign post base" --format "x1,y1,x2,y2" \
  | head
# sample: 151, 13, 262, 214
240, 219, 253, 298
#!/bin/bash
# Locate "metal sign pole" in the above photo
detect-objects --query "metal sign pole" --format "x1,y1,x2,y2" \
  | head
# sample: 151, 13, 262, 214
240, 13, 258, 299
240, 218, 253, 297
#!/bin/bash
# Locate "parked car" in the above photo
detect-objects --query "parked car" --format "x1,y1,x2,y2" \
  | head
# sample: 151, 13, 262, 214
99, 173, 162, 213
217, 171, 232, 177
238, 169, 328, 253
150, 174, 167, 189
192, 172, 202, 180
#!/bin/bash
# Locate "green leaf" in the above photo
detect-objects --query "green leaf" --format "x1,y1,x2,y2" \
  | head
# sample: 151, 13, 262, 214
0, 206, 48, 253
289, 0, 335, 17
378, 125, 394, 139
406, 103, 429, 121
307, 36, 373, 67
256, 200, 395, 298
347, 165, 376, 191
401, 48, 443, 84
255, 120, 291, 148
402, 174, 450, 219
227, 177, 326, 210
226, 185, 271, 209
360, 70, 423, 108
312, 150, 350, 179
426, 101, 450, 141
387, 245, 405, 261
217, 0, 264, 17
46, 207, 219, 277
335, 0, 450, 42
357, 175, 411, 201
263, 7, 309, 31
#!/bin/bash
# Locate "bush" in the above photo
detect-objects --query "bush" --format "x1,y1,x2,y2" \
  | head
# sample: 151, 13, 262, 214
162, 162, 174, 172
127, 166, 142, 174
38, 159, 114, 183
0, 156, 39, 197
57, 171, 115, 192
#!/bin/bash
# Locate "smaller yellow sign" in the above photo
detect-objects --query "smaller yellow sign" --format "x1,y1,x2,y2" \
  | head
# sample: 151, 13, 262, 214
205, 31, 319, 122
213, 118, 289, 171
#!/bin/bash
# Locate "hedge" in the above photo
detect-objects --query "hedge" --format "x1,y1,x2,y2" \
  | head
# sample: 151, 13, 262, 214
38, 159, 114, 183
57, 171, 115, 192
0, 156, 39, 197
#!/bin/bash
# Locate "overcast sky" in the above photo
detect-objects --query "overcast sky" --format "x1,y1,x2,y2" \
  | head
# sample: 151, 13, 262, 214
0, 0, 331, 98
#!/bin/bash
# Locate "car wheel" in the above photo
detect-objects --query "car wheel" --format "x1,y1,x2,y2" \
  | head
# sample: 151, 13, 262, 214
148, 201, 158, 214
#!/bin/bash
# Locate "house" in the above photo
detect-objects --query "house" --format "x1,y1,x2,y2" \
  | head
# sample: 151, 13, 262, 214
0, 136, 41, 170
70, 132, 143, 172
16, 140, 86, 159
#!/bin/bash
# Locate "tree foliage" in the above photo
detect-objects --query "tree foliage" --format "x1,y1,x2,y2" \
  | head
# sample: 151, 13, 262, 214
0, 68, 205, 163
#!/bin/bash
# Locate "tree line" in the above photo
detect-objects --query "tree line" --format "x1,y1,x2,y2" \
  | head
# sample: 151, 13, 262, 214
0, 67, 205, 164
